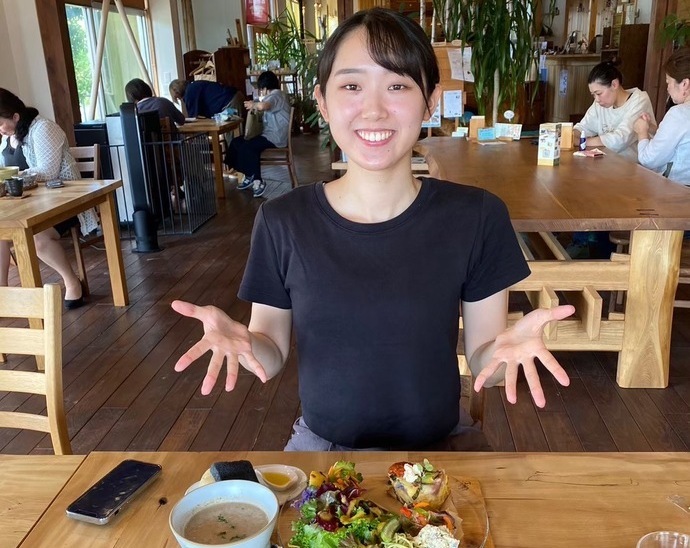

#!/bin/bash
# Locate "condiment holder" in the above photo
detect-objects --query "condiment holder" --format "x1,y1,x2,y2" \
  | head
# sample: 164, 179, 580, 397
254, 464, 299, 492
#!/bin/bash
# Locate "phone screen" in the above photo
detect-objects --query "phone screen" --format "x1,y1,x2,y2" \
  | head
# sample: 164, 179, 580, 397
66, 459, 162, 524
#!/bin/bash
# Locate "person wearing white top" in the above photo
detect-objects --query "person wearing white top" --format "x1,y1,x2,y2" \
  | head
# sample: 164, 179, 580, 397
634, 47, 690, 186
0, 88, 87, 308
574, 62, 657, 162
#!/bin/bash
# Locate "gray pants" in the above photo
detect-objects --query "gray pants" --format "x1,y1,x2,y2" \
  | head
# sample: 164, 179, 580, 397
284, 406, 491, 452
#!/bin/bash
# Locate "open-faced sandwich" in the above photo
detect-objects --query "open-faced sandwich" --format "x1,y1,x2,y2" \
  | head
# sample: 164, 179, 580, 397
388, 459, 451, 510
288, 461, 461, 548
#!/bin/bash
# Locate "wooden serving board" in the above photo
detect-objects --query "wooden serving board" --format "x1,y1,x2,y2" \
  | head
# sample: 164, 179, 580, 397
0, 192, 31, 200
277, 475, 494, 548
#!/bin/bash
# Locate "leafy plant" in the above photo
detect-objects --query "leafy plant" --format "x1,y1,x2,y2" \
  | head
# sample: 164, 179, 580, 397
432, 0, 539, 119
659, 14, 690, 47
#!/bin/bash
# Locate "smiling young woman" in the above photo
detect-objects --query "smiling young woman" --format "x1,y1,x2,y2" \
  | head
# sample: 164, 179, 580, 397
170, 8, 575, 452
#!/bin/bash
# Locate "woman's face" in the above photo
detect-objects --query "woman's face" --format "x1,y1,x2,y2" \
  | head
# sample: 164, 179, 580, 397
588, 79, 619, 108
666, 73, 689, 105
314, 27, 439, 173
0, 113, 19, 136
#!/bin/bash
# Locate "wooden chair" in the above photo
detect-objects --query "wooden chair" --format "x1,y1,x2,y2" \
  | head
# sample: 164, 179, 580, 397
260, 106, 298, 189
0, 284, 71, 454
68, 144, 102, 297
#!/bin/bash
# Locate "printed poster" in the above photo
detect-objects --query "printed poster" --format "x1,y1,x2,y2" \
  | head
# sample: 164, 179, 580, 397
246, 0, 270, 25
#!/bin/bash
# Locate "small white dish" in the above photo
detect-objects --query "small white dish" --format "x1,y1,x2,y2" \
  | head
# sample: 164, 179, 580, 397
255, 465, 307, 506
637, 531, 690, 548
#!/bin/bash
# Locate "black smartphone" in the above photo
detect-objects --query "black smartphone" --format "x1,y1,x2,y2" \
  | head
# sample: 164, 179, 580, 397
65, 459, 162, 525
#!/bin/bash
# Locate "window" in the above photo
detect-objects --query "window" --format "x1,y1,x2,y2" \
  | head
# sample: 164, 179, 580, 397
66, 3, 153, 120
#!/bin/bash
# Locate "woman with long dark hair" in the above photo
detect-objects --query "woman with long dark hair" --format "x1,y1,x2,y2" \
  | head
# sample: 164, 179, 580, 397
0, 88, 91, 308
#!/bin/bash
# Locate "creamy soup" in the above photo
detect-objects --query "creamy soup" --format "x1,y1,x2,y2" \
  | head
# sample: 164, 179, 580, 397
183, 501, 268, 545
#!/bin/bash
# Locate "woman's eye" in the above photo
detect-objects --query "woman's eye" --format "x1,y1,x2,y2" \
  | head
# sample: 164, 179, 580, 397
343, 84, 359, 91
389, 84, 407, 91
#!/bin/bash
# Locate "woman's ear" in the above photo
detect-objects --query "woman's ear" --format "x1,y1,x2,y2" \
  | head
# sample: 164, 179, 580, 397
423, 85, 442, 121
314, 84, 329, 123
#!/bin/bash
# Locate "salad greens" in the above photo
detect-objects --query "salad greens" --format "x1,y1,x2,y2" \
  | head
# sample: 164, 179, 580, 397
288, 461, 458, 548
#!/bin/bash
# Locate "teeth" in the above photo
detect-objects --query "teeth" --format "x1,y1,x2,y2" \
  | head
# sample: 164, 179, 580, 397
358, 130, 393, 142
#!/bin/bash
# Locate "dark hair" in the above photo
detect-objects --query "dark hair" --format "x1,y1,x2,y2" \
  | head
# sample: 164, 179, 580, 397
588, 61, 624, 86
125, 78, 153, 102
316, 7, 439, 109
0, 88, 39, 144
256, 71, 281, 91
664, 47, 690, 83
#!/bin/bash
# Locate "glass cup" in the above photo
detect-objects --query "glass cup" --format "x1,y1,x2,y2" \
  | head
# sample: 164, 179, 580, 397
6, 176, 24, 197
637, 531, 690, 548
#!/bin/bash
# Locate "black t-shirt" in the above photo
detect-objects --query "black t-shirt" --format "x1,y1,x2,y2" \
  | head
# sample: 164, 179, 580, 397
239, 178, 530, 448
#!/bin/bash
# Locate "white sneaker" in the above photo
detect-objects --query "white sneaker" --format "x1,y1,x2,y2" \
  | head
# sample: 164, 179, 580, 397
252, 179, 267, 197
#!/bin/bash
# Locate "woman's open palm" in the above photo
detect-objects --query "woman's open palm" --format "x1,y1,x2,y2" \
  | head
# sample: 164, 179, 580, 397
474, 305, 575, 407
171, 300, 267, 395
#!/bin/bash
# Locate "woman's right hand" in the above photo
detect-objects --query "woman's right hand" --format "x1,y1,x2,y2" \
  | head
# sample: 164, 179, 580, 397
171, 300, 268, 395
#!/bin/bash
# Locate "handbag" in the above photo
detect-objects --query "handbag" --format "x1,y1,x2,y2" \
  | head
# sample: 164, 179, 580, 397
244, 108, 263, 140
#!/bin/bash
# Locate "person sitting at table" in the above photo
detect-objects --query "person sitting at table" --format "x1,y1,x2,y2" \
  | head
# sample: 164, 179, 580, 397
125, 78, 185, 127
170, 8, 575, 452
0, 88, 96, 309
633, 47, 690, 186
168, 79, 244, 119
573, 61, 656, 162
224, 70, 291, 198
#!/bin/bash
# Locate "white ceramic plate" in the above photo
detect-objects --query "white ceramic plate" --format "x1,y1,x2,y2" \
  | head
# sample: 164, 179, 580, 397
255, 465, 308, 506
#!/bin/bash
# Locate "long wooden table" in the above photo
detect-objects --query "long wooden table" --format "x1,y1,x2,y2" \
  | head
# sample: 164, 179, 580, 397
0, 179, 128, 307
0, 454, 84, 548
178, 119, 241, 199
8, 451, 690, 547
416, 138, 690, 388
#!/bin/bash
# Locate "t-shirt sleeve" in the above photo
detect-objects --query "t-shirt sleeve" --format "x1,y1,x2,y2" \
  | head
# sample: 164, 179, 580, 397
462, 192, 530, 302
238, 205, 292, 309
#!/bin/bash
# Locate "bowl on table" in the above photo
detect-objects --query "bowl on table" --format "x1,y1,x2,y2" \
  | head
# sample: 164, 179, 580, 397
637, 532, 690, 548
169, 479, 279, 548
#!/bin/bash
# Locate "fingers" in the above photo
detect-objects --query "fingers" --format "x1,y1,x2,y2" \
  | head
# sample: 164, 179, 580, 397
521, 358, 546, 408
201, 350, 226, 395
538, 350, 570, 387
171, 299, 204, 320
174, 340, 211, 372
504, 362, 519, 404
240, 352, 268, 383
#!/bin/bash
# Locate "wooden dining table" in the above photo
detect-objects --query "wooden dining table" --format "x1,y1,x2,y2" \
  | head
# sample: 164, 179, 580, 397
177, 119, 241, 199
6, 451, 690, 547
0, 179, 128, 308
415, 137, 690, 389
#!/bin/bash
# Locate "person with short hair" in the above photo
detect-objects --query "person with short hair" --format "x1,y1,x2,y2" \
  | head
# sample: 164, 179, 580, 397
170, 9, 574, 452
224, 70, 291, 198
168, 79, 243, 119
125, 78, 185, 126
634, 48, 690, 186
574, 61, 657, 162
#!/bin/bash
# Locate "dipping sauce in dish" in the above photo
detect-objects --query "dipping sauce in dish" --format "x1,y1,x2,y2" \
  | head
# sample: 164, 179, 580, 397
183, 501, 268, 545
260, 471, 291, 489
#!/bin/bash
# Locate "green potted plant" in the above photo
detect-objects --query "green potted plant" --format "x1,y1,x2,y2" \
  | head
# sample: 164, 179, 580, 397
659, 14, 690, 47
431, 0, 539, 123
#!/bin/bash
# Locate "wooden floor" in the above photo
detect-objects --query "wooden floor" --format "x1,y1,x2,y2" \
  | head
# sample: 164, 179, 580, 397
3, 131, 690, 454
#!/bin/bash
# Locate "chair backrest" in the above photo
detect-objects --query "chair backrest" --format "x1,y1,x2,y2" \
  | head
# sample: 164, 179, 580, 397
0, 284, 71, 454
69, 144, 101, 179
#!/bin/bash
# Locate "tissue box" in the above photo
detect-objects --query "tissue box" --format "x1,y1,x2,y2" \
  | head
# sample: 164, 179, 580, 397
538, 123, 562, 166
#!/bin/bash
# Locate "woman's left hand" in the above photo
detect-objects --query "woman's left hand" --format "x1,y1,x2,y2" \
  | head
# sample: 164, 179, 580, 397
243, 100, 255, 110
474, 305, 575, 408
633, 114, 651, 136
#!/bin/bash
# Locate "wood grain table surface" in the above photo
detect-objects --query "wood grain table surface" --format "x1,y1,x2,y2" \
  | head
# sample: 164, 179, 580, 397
0, 179, 127, 307
0, 454, 84, 548
417, 138, 690, 389
13, 451, 690, 547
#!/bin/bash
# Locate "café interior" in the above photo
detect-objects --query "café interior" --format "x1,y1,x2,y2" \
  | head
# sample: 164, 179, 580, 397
1, 0, 690, 546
